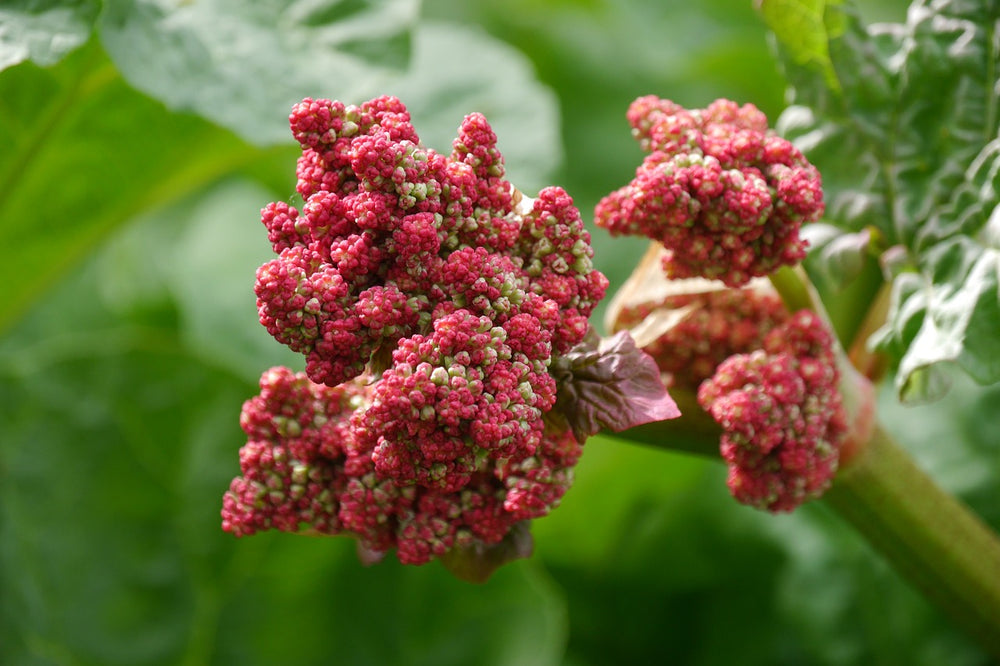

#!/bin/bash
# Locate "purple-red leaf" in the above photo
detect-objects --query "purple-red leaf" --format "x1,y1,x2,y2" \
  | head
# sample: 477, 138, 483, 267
552, 329, 680, 440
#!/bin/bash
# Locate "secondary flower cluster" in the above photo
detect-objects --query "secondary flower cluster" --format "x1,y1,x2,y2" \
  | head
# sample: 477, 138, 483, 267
612, 286, 789, 390
595, 97, 824, 287
225, 96, 609, 567
697, 310, 847, 512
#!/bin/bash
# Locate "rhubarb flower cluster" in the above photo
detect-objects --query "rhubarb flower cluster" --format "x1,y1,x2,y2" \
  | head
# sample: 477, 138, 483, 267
613, 286, 789, 390
225, 96, 609, 568
697, 310, 847, 512
595, 97, 824, 287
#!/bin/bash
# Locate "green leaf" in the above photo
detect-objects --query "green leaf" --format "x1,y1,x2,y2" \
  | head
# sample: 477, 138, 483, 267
532, 435, 710, 570
98, 3, 560, 191
0, 339, 569, 665
0, 0, 99, 71
98, 0, 419, 147
873, 239, 1000, 402
757, 0, 846, 93
0, 41, 267, 334
767, 0, 1000, 401
154, 179, 303, 382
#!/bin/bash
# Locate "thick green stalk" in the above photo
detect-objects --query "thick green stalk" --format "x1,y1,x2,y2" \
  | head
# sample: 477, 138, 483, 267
613, 414, 1000, 655
823, 425, 1000, 657
768, 264, 816, 313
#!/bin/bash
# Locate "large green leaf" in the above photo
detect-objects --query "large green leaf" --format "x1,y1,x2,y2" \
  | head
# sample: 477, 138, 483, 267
757, 0, 846, 92
98, 0, 418, 147
766, 0, 1000, 401
0, 41, 270, 333
96, 2, 560, 190
0, 6, 560, 338
97, 179, 302, 384
0, 0, 99, 70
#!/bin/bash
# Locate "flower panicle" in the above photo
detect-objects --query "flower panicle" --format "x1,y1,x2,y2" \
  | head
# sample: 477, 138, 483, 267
226, 96, 614, 575
595, 96, 823, 288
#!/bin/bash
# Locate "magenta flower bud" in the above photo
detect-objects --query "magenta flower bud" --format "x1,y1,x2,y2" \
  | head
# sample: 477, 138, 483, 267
596, 96, 823, 287
697, 311, 847, 512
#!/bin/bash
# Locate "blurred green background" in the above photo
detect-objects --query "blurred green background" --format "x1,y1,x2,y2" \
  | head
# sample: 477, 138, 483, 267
3, 1, 998, 664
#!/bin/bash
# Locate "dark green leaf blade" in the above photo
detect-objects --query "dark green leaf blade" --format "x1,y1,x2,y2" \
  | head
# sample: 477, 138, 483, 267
0, 198, 569, 666
97, 4, 561, 192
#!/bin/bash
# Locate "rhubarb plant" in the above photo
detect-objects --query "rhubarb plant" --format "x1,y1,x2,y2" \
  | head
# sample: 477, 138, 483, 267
2, 0, 1000, 664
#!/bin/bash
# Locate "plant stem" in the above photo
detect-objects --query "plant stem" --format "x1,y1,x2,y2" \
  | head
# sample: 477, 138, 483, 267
768, 264, 816, 313
615, 413, 1000, 655
823, 423, 1000, 656
846, 279, 892, 383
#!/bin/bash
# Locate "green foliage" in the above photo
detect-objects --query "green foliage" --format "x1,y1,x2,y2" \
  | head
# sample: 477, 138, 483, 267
0, 42, 264, 331
758, 0, 845, 92
0, 0, 99, 69
768, 0, 1000, 402
2, 0, 997, 664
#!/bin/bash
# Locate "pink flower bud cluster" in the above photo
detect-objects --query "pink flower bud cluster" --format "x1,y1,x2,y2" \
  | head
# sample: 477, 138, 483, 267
222, 366, 583, 565
697, 310, 847, 512
257, 95, 606, 387
614, 288, 789, 389
227, 96, 608, 565
595, 96, 824, 287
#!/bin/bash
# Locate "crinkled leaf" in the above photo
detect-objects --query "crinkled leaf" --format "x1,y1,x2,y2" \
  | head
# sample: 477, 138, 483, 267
552, 330, 680, 440
872, 240, 1000, 402
801, 223, 874, 292
0, 0, 99, 71
767, 0, 1000, 401
438, 522, 535, 584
